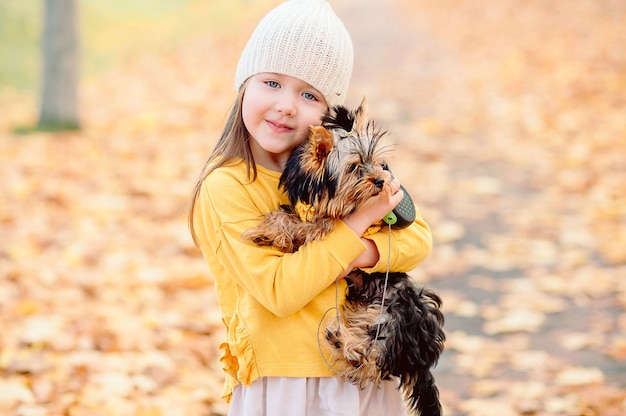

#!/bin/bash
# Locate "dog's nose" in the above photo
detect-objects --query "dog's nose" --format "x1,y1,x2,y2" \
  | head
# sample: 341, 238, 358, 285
373, 177, 385, 189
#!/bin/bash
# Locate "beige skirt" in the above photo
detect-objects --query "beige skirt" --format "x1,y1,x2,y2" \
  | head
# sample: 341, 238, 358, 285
227, 377, 408, 416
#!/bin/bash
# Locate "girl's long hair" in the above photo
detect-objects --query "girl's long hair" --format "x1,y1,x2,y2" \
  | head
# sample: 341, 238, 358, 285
188, 81, 256, 246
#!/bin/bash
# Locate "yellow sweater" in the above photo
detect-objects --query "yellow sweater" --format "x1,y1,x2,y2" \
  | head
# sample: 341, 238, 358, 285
193, 160, 433, 401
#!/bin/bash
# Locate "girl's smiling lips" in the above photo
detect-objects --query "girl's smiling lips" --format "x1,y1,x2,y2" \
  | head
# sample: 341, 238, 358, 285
266, 119, 293, 133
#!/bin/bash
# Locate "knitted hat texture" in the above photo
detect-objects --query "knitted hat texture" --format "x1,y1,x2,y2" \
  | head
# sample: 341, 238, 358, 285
235, 0, 354, 107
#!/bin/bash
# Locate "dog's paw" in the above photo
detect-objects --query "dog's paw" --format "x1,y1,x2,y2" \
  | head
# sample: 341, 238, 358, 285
325, 328, 342, 349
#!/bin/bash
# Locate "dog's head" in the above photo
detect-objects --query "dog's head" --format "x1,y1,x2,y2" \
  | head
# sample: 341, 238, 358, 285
280, 98, 394, 219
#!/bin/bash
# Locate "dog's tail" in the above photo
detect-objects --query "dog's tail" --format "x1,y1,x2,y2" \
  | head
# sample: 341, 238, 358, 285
406, 370, 441, 416
405, 288, 445, 416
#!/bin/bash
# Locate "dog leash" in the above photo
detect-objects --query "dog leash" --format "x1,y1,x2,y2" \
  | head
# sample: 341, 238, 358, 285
316, 222, 392, 376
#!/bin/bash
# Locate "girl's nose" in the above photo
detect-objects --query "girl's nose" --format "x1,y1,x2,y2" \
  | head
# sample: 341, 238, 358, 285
275, 94, 297, 116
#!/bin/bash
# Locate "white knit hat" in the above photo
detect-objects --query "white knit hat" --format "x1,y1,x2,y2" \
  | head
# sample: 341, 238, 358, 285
235, 0, 354, 107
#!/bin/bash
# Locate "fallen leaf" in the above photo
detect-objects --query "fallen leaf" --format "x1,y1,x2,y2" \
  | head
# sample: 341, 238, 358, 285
483, 309, 546, 335
556, 367, 605, 386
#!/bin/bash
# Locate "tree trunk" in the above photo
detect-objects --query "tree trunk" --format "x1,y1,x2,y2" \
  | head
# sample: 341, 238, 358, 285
38, 0, 80, 130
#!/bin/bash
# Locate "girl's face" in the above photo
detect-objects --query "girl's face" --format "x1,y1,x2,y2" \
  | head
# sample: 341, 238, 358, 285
242, 73, 328, 171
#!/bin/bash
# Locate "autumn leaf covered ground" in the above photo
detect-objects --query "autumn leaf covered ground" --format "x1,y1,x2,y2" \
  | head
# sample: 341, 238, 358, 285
1, 0, 625, 415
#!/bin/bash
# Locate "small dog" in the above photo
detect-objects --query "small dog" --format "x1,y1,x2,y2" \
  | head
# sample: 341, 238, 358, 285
243, 100, 445, 416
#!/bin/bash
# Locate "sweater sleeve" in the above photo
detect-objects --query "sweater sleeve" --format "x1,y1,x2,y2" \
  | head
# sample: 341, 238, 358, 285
194, 170, 366, 317
360, 205, 433, 274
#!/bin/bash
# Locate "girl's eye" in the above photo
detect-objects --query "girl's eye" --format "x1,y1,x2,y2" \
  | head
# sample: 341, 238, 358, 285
265, 80, 280, 88
302, 92, 318, 101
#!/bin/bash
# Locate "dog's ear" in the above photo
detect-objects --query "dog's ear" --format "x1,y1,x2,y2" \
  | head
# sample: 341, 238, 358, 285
308, 126, 335, 166
323, 106, 354, 132
353, 96, 369, 132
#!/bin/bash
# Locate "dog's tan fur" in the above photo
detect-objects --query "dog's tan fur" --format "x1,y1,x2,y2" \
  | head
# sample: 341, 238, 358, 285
324, 302, 384, 386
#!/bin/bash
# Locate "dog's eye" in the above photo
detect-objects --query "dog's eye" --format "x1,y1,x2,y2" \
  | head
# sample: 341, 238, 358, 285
348, 164, 362, 175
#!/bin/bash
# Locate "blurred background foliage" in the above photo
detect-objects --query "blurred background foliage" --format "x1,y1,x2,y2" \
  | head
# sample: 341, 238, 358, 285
0, 0, 259, 92
0, 0, 625, 414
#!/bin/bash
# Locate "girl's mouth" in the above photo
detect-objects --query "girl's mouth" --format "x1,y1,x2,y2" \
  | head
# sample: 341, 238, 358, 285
267, 120, 293, 133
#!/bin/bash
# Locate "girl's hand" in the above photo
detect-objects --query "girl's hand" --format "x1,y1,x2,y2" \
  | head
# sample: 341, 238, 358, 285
337, 178, 403, 277
342, 178, 403, 237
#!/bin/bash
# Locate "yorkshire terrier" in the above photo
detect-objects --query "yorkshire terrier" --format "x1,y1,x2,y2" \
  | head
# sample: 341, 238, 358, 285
243, 99, 445, 416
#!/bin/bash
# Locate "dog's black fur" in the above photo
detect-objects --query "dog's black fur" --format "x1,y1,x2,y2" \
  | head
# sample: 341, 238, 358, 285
344, 271, 444, 415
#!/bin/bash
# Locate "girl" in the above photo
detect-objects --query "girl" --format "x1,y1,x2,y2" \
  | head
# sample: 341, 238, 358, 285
189, 1, 433, 415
